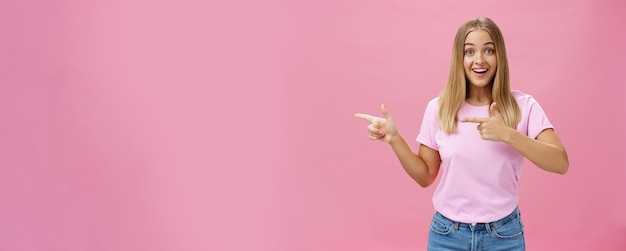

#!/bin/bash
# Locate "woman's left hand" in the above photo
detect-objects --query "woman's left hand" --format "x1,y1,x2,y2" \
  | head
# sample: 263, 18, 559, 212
461, 102, 511, 142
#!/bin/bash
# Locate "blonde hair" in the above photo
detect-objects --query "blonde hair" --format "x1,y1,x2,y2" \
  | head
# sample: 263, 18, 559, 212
438, 17, 520, 134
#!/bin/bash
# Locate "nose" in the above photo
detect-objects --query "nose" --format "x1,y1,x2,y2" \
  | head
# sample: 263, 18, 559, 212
475, 52, 484, 65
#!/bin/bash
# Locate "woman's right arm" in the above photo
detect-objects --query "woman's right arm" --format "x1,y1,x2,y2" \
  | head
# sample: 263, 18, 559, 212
389, 135, 440, 187
355, 105, 441, 187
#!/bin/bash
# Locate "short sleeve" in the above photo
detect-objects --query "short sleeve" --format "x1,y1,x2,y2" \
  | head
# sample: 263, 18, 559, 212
526, 96, 554, 139
416, 98, 439, 151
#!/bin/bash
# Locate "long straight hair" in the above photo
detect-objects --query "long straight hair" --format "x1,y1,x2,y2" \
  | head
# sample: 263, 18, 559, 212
438, 17, 520, 134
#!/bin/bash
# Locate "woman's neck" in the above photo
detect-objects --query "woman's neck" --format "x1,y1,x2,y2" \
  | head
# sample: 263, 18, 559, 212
466, 87, 492, 106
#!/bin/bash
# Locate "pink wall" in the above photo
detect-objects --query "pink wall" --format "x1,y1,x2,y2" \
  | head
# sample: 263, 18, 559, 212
1, 0, 624, 250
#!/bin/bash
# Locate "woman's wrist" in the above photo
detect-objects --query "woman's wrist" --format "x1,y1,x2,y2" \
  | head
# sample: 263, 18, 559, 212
388, 133, 405, 146
501, 127, 518, 144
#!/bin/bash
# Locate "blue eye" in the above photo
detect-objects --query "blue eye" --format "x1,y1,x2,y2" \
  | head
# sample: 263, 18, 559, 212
485, 48, 494, 54
465, 49, 474, 56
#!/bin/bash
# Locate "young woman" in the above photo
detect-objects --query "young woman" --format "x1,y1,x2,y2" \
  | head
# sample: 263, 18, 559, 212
355, 17, 568, 250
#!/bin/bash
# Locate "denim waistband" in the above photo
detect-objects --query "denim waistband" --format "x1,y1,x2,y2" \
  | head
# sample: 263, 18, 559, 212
434, 207, 520, 231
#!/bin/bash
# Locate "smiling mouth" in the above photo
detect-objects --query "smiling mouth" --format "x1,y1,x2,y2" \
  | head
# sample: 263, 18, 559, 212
472, 68, 488, 73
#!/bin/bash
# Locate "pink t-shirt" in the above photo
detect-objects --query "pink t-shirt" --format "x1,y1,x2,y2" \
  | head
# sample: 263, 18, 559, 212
416, 90, 553, 223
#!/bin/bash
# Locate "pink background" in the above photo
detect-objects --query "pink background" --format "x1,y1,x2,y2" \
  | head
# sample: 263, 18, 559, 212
1, 0, 625, 250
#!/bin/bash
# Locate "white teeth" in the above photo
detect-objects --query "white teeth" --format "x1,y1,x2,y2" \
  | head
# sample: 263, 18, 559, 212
473, 69, 488, 73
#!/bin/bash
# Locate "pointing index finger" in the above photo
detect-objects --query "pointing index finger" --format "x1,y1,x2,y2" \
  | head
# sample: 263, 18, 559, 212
354, 113, 375, 122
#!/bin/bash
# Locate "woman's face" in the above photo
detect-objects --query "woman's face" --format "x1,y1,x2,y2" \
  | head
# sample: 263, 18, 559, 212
463, 29, 497, 89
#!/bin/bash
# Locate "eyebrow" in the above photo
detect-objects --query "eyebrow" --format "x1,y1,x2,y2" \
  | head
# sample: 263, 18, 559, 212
464, 42, 495, 46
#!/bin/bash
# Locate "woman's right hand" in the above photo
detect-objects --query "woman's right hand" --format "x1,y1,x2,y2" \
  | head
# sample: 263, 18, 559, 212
354, 104, 399, 143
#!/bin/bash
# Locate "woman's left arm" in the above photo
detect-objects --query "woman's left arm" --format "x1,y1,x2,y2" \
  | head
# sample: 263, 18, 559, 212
462, 102, 569, 174
503, 128, 569, 174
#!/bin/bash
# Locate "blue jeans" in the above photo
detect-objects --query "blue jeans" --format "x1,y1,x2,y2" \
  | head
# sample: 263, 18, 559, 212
427, 208, 525, 251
